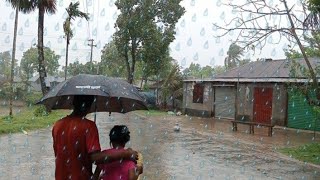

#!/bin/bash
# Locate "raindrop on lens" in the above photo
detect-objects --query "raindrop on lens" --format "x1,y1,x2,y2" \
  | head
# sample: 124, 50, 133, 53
181, 57, 186, 66
215, 37, 220, 43
200, 28, 205, 36
19, 43, 25, 51
210, 57, 215, 65
180, 19, 185, 27
18, 28, 23, 35
10, 11, 14, 19
175, 43, 180, 51
77, 19, 82, 27
105, 23, 110, 31
24, 20, 29, 27
100, 8, 105, 16
216, 0, 222, 6
113, 12, 117, 20
190, 0, 195, 6
46, 41, 51, 48
59, 0, 63, 7
5, 35, 10, 43
219, 49, 224, 56
193, 53, 199, 61
203, 8, 208, 16
203, 41, 209, 49
187, 37, 192, 46
271, 48, 276, 56
55, 23, 59, 31
220, 12, 225, 20
72, 43, 78, 51
192, 14, 197, 22
109, 0, 114, 6
58, 36, 63, 43
92, 28, 97, 36
87, 0, 92, 6
2, 23, 7, 31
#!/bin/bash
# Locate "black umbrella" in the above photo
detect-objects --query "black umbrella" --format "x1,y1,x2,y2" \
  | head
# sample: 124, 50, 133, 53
37, 74, 148, 114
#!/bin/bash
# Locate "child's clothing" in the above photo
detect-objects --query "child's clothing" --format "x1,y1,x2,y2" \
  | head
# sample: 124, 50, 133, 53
98, 148, 136, 180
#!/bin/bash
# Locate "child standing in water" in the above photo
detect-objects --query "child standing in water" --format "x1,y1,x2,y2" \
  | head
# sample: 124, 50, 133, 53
93, 125, 143, 180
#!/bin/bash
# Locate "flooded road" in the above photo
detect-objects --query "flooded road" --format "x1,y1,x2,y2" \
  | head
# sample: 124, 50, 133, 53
0, 112, 319, 180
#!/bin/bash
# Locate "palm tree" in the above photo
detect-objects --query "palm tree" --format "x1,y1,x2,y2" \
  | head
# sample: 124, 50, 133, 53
63, 2, 89, 80
224, 42, 244, 70
160, 64, 183, 110
8, 0, 57, 95
6, 0, 20, 116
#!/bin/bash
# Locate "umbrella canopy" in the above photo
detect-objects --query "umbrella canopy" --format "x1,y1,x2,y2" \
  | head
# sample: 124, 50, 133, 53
37, 74, 148, 113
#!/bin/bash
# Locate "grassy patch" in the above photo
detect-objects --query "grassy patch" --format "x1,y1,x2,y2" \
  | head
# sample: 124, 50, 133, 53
135, 110, 168, 116
0, 106, 69, 135
279, 143, 320, 165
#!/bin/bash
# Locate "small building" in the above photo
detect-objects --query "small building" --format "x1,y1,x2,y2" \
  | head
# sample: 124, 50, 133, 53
28, 75, 64, 91
183, 58, 320, 131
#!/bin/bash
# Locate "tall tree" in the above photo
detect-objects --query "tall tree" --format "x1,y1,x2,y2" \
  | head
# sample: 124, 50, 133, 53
8, 0, 57, 95
5, 1, 19, 116
213, 0, 319, 104
224, 43, 244, 70
114, 0, 185, 84
63, 1, 89, 80
20, 47, 60, 80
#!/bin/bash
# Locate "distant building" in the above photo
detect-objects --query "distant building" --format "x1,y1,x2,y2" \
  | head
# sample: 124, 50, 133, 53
183, 58, 320, 131
28, 75, 64, 91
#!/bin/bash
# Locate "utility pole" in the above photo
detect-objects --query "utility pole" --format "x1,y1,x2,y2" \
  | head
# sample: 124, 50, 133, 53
87, 39, 97, 73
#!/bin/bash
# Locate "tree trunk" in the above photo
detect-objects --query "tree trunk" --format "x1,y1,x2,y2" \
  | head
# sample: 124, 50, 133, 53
9, 7, 19, 116
283, 0, 319, 104
38, 6, 48, 95
129, 40, 136, 84
65, 35, 69, 80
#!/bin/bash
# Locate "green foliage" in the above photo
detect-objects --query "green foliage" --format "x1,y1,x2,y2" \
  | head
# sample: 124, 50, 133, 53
20, 47, 60, 77
280, 143, 320, 165
224, 43, 249, 69
0, 106, 69, 135
0, 51, 11, 78
182, 63, 226, 78
24, 92, 43, 106
67, 61, 99, 76
0, 82, 26, 101
114, 0, 185, 83
33, 105, 48, 117
100, 41, 127, 77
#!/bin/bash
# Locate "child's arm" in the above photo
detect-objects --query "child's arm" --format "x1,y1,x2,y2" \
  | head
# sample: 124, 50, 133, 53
128, 165, 143, 180
92, 166, 101, 180
90, 148, 138, 164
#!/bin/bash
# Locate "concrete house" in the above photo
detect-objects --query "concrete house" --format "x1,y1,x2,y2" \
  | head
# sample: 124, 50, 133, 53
182, 58, 320, 131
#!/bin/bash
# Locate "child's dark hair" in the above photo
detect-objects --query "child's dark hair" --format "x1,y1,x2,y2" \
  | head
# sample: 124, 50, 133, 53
109, 125, 130, 146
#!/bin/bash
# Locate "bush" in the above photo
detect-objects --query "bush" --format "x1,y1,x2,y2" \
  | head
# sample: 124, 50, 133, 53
34, 105, 49, 117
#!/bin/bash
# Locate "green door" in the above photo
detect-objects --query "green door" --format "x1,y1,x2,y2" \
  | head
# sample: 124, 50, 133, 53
287, 88, 320, 131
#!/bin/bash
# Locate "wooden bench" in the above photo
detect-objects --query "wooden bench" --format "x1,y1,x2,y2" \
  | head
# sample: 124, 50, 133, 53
231, 116, 274, 136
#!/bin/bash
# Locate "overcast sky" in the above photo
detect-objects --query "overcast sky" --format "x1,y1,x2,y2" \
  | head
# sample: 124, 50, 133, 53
0, 0, 291, 70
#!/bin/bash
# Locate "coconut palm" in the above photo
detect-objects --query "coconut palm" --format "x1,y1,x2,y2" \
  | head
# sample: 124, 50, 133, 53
5, 0, 20, 116
160, 64, 183, 110
224, 42, 244, 70
63, 2, 89, 80
7, 0, 57, 96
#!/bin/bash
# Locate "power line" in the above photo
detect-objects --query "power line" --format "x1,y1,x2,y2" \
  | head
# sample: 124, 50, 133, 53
87, 39, 97, 63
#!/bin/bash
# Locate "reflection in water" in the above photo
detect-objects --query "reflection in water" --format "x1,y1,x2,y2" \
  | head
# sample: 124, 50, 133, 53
0, 112, 319, 180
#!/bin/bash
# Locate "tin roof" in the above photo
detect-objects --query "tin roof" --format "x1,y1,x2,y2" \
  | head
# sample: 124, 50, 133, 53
184, 58, 320, 83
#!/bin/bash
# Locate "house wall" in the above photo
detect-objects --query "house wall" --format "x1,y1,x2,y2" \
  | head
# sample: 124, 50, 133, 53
183, 81, 214, 117
236, 83, 287, 126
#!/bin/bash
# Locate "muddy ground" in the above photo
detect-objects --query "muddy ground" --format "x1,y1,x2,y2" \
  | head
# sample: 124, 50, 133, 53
0, 112, 319, 180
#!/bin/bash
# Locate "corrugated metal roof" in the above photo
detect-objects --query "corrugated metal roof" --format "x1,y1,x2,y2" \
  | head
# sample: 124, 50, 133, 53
184, 58, 320, 82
